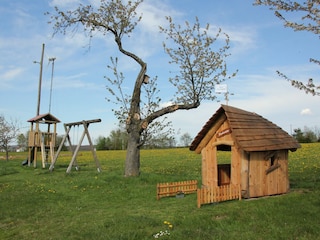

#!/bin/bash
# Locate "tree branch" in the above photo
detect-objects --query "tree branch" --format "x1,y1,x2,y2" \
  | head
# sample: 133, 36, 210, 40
142, 101, 200, 131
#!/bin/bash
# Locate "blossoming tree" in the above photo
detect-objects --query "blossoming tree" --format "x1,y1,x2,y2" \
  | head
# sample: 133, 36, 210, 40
48, 0, 236, 176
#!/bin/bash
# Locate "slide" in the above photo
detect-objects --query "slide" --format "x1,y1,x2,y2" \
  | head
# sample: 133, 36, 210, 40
22, 158, 33, 166
21, 148, 34, 166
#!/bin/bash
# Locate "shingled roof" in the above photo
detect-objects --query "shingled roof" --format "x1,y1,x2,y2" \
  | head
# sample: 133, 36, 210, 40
190, 105, 300, 152
27, 113, 60, 124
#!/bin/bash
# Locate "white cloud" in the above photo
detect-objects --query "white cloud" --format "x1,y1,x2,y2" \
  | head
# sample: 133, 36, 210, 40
166, 69, 320, 139
223, 26, 257, 54
49, 0, 81, 8
0, 68, 24, 80
0, 67, 25, 89
301, 108, 312, 115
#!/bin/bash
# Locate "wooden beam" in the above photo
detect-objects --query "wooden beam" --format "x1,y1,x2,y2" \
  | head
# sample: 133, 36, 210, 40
49, 125, 72, 171
83, 120, 102, 172
194, 114, 227, 154
212, 140, 234, 148
265, 163, 281, 175
64, 118, 101, 127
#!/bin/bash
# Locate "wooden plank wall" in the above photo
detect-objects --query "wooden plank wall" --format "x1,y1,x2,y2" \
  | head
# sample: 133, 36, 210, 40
248, 150, 289, 198
201, 142, 217, 187
201, 119, 234, 187
231, 145, 241, 187
28, 131, 40, 147
240, 150, 249, 198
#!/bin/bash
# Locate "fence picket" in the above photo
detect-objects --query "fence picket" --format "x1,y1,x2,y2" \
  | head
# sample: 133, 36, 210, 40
197, 184, 241, 208
157, 180, 198, 200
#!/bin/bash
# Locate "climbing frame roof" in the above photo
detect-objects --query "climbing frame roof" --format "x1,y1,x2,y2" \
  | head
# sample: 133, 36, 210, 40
27, 113, 60, 124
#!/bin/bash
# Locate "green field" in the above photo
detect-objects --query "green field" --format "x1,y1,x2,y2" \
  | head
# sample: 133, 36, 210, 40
1, 143, 320, 239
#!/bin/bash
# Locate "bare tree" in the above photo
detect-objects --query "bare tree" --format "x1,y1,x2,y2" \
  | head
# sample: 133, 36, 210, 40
0, 115, 20, 161
16, 132, 28, 151
48, 0, 236, 176
254, 0, 320, 95
180, 132, 192, 147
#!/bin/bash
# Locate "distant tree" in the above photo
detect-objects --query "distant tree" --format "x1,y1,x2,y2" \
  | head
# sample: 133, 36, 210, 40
107, 128, 128, 150
0, 115, 19, 161
304, 128, 317, 143
95, 136, 109, 150
254, 0, 320, 96
292, 128, 304, 142
180, 132, 192, 147
144, 133, 176, 149
16, 133, 28, 151
55, 135, 68, 151
313, 126, 320, 142
48, 0, 236, 176
292, 127, 318, 143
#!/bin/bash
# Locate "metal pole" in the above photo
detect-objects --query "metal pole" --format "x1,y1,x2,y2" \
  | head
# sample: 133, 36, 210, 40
48, 57, 56, 113
36, 43, 45, 116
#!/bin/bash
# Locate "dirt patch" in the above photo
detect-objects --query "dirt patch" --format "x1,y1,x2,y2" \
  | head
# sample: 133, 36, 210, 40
0, 156, 15, 160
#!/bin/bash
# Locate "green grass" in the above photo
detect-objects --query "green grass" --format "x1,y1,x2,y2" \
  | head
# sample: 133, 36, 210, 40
0, 144, 320, 239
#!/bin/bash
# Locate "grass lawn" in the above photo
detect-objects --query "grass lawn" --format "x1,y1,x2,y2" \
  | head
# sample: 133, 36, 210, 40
0, 143, 320, 239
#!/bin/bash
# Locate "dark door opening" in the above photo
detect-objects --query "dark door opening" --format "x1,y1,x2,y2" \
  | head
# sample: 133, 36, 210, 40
217, 144, 231, 186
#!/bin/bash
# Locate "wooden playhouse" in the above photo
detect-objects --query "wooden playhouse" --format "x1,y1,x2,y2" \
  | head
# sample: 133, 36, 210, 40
190, 105, 300, 206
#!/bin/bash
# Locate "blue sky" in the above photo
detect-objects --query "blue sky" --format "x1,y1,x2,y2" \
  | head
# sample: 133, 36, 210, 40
0, 0, 319, 145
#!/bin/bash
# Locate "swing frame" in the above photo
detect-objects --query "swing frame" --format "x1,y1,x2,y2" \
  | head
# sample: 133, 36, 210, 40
49, 119, 102, 173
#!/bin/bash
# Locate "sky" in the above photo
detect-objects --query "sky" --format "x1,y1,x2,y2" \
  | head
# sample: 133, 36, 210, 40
0, 0, 319, 146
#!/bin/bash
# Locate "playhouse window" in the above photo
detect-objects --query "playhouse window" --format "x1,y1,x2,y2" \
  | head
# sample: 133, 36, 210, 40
217, 144, 231, 186
217, 144, 231, 152
217, 145, 231, 164
270, 155, 276, 166
266, 154, 281, 174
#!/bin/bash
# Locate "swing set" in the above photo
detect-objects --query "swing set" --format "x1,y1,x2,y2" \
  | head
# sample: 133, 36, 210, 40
49, 119, 102, 173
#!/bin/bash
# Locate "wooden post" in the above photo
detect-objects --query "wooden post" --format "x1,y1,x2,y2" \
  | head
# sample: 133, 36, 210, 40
197, 189, 201, 208
49, 141, 54, 164
33, 122, 40, 168
83, 121, 102, 172
41, 135, 46, 168
28, 123, 33, 166
36, 43, 45, 117
66, 126, 86, 173
49, 125, 71, 172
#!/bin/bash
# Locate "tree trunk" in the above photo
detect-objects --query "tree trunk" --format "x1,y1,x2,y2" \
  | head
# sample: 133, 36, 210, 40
5, 148, 9, 161
123, 62, 146, 177
124, 124, 141, 177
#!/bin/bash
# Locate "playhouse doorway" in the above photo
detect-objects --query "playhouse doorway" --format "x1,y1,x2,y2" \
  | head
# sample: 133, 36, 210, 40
217, 144, 231, 186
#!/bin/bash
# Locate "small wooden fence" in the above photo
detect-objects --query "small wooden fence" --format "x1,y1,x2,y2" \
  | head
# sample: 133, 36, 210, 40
197, 184, 241, 208
157, 180, 198, 200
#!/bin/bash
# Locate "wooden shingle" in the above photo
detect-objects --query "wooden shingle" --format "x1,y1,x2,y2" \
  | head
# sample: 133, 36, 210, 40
190, 105, 300, 152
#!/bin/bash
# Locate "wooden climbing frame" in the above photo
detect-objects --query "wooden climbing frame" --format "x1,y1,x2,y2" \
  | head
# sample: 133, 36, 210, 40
27, 113, 60, 168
